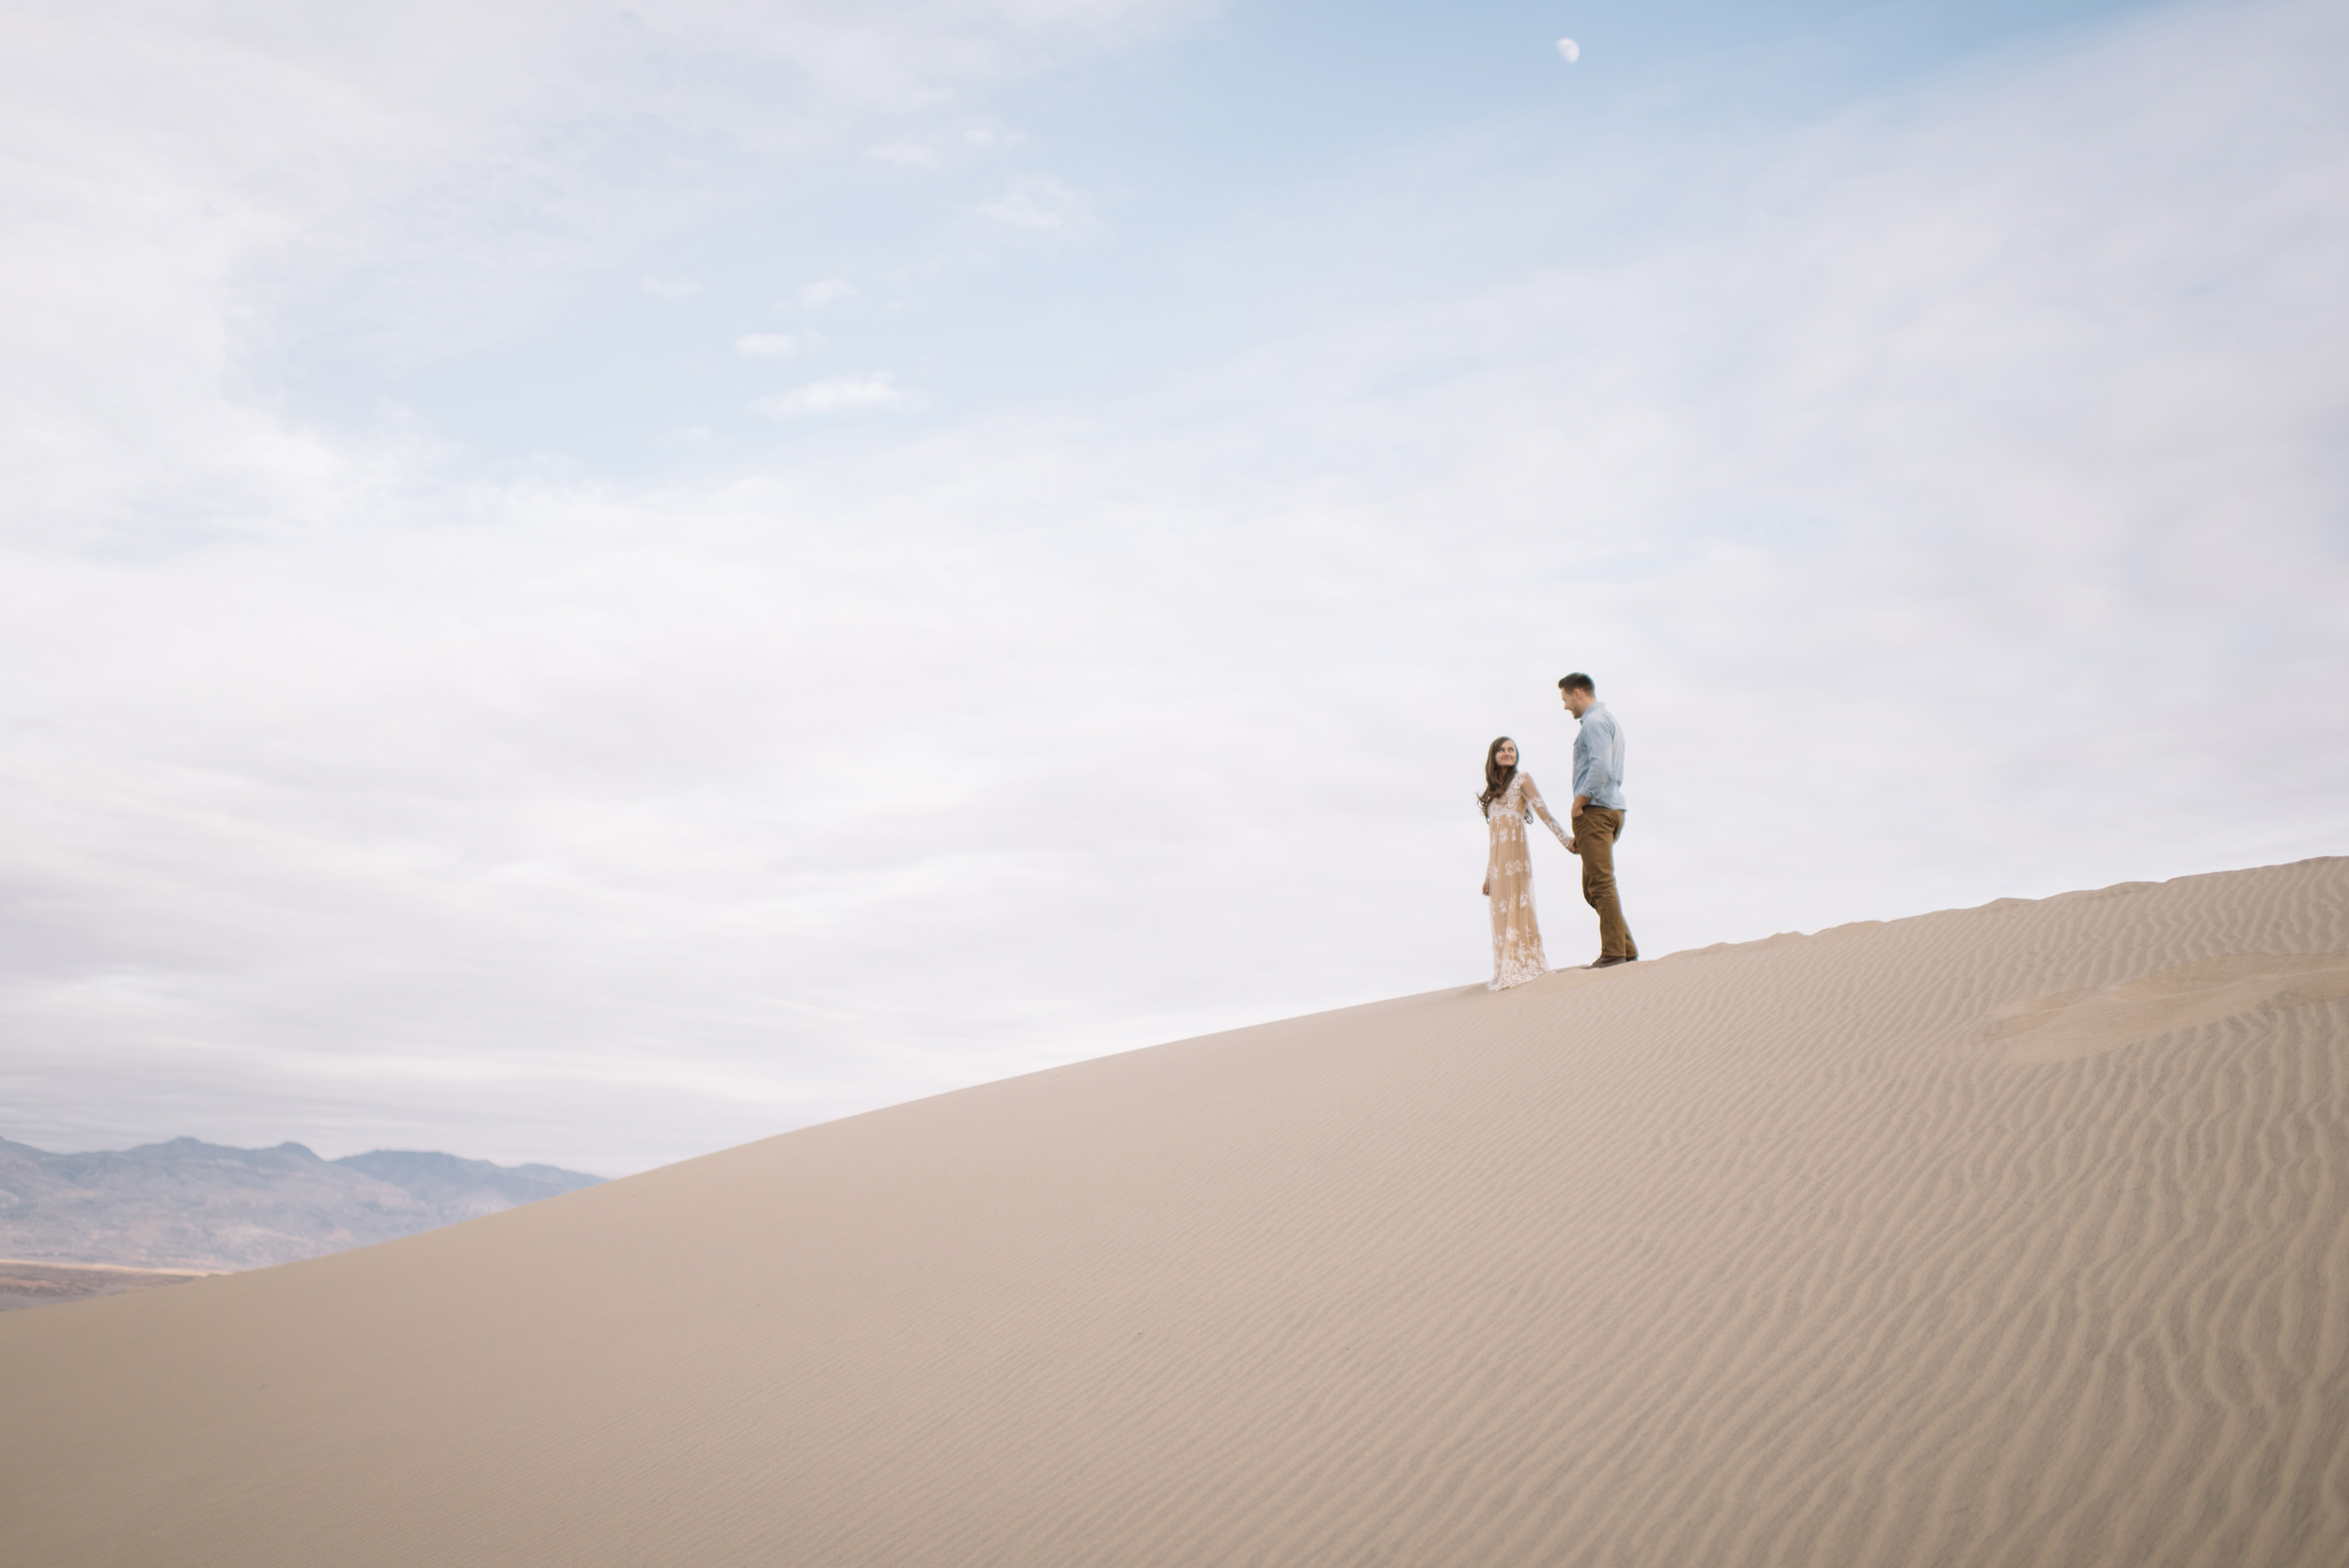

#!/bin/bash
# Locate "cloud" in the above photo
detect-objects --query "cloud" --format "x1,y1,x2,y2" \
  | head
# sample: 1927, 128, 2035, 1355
0, 0, 1214, 1172
640, 276, 703, 298
733, 334, 801, 359
3, 0, 2344, 1182
866, 125, 1022, 168
749, 373, 921, 418
975, 178, 1087, 230
0, 0, 1195, 407
799, 278, 858, 309
1557, 39, 1580, 64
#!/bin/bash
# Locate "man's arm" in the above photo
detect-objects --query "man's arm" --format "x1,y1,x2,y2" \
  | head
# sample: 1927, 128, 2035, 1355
1576, 711, 1620, 807
1569, 722, 1595, 818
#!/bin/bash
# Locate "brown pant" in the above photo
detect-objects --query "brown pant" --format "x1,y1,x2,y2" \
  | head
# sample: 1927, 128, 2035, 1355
1574, 807, 1636, 959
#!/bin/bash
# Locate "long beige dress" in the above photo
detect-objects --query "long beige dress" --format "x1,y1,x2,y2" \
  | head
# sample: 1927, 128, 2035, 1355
1486, 770, 1573, 990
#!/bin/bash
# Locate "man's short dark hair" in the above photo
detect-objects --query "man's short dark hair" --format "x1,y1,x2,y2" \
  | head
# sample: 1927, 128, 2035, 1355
1559, 673, 1595, 695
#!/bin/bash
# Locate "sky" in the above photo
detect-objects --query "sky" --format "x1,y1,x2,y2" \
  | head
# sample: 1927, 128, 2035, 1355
3, 0, 2344, 1176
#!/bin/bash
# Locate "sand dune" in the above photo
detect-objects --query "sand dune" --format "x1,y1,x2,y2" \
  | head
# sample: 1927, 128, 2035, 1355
5, 858, 2346, 1567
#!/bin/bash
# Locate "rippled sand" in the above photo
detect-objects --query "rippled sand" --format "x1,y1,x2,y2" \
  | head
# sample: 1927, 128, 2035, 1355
6, 858, 2346, 1567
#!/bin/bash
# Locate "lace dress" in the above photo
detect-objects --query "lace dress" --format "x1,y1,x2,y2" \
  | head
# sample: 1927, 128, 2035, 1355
1486, 770, 1573, 990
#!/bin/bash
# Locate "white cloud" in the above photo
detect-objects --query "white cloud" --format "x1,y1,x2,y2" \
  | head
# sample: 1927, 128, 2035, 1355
2, 0, 2344, 1182
733, 333, 801, 359
640, 276, 703, 298
750, 372, 922, 418
975, 177, 1087, 229
0, 0, 1212, 1171
799, 277, 859, 309
866, 124, 1023, 167
1557, 39, 1580, 64
0, 0, 1194, 411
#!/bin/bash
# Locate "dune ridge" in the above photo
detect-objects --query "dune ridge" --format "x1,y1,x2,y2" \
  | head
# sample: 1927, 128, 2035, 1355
4, 858, 2346, 1567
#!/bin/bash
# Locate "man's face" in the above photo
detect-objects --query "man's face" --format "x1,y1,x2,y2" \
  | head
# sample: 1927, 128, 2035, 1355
1561, 687, 1592, 718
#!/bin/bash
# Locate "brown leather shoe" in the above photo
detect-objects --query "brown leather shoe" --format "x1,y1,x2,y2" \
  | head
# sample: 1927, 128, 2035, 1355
1591, 955, 1636, 969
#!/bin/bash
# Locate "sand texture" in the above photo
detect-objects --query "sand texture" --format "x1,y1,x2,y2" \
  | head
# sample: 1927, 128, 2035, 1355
5, 858, 2347, 1567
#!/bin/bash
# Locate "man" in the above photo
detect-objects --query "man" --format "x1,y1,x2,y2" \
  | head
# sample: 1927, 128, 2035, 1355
1559, 673, 1637, 968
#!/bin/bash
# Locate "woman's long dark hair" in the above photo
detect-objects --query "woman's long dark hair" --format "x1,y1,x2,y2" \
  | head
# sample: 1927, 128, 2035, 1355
1478, 737, 1517, 818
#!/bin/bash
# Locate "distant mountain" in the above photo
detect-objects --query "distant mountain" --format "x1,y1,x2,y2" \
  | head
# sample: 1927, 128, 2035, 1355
0, 1137, 604, 1272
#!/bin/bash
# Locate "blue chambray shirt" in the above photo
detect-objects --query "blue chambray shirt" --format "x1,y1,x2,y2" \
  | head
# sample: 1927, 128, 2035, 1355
1571, 700, 1626, 810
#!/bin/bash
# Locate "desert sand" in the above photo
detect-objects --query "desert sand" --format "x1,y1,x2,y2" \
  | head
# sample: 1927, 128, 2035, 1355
4, 858, 2346, 1567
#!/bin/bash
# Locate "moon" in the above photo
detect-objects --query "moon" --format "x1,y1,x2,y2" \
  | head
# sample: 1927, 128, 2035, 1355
1557, 38, 1580, 64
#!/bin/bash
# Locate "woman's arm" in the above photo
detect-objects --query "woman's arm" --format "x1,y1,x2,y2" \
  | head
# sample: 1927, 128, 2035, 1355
1481, 803, 1495, 895
1521, 774, 1575, 850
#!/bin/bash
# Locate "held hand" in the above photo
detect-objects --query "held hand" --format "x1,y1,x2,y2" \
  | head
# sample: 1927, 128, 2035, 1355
1566, 838, 1579, 855
1480, 877, 1492, 897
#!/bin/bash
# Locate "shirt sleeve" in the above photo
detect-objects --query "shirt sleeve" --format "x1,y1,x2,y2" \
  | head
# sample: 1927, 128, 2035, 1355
1520, 774, 1573, 847
1577, 714, 1620, 800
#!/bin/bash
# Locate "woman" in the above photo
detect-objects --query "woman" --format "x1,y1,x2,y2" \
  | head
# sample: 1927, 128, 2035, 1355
1479, 736, 1573, 990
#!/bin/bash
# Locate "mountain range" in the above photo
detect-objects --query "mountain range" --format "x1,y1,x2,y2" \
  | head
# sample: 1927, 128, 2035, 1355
0, 1136, 604, 1272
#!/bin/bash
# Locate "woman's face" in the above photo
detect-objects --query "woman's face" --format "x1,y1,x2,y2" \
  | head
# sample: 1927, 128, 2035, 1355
1495, 740, 1517, 768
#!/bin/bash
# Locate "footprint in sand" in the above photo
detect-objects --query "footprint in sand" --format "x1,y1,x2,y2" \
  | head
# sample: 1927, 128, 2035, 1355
1983, 951, 2349, 1063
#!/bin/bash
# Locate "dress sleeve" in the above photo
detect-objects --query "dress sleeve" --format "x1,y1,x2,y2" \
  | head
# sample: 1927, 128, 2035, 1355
1521, 774, 1573, 848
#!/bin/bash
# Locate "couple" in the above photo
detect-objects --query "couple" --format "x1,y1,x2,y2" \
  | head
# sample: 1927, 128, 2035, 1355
1479, 673, 1637, 990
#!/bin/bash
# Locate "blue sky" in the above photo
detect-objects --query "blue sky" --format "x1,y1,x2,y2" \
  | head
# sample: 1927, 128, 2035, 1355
273, 0, 2159, 474
4, 0, 2344, 1175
